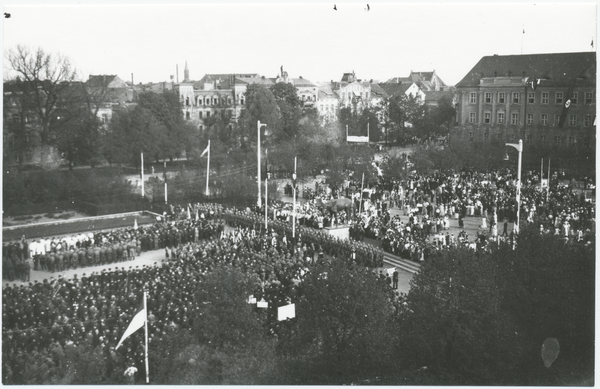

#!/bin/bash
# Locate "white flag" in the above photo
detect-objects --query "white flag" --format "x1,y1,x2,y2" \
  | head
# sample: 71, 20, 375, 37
116, 302, 146, 349
200, 143, 210, 157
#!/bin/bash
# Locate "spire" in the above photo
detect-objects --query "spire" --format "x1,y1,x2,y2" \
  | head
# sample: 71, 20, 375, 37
184, 60, 190, 82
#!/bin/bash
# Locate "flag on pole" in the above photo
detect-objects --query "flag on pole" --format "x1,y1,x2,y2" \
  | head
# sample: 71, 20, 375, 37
592, 38, 594, 48
200, 142, 210, 157
116, 301, 147, 349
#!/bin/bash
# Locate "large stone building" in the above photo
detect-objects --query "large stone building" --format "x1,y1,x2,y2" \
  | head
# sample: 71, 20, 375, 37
175, 65, 319, 130
451, 52, 596, 150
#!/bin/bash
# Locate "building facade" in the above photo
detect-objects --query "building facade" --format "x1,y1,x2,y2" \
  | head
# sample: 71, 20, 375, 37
451, 52, 596, 150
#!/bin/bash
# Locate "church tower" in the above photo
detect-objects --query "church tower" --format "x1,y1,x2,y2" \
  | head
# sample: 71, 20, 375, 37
184, 60, 190, 82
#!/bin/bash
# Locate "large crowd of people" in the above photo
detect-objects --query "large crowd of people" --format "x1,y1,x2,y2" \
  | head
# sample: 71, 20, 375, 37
2, 201, 388, 384
1, 164, 595, 384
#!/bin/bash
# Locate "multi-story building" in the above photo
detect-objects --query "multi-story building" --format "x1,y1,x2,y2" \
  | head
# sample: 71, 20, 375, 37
175, 65, 319, 130
451, 52, 596, 150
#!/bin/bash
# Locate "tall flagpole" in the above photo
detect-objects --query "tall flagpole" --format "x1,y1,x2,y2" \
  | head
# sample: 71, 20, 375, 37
359, 172, 365, 214
540, 158, 543, 191
144, 290, 149, 384
141, 152, 144, 198
164, 161, 167, 205
292, 156, 297, 238
205, 140, 210, 197
547, 158, 551, 202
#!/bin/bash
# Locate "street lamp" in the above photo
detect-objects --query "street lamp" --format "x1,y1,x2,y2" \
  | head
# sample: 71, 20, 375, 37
505, 139, 523, 235
257, 120, 267, 208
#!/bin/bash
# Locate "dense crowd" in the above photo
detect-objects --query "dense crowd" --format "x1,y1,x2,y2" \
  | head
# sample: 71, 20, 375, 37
347, 167, 595, 260
1, 164, 595, 383
2, 202, 387, 384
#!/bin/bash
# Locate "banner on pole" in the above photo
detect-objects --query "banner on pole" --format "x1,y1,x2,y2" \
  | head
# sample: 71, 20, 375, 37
347, 135, 369, 143
257, 299, 268, 308
277, 303, 295, 320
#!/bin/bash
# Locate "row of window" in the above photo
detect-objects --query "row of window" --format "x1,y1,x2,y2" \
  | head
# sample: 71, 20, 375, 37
184, 96, 243, 107
469, 132, 591, 148
469, 112, 594, 127
470, 91, 594, 105
341, 91, 370, 100
184, 110, 234, 120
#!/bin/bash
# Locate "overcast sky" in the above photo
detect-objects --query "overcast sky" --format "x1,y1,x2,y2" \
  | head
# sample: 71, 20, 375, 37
3, 2, 597, 86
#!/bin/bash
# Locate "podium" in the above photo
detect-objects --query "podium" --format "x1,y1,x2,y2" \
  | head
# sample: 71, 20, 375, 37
324, 225, 350, 240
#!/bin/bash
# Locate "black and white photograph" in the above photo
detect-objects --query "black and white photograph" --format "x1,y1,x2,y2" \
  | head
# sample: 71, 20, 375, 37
2, 1, 596, 385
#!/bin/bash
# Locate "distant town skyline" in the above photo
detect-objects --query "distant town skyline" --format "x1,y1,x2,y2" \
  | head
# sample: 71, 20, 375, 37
3, 2, 597, 86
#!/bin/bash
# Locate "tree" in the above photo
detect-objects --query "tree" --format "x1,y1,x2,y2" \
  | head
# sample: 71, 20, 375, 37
5, 45, 79, 147
102, 106, 167, 167
380, 93, 424, 145
269, 82, 302, 143
237, 84, 281, 150
280, 259, 398, 384
400, 228, 595, 385
52, 82, 105, 169
137, 91, 198, 161
193, 265, 266, 348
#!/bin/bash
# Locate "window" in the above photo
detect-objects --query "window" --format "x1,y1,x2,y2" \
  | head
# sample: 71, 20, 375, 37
540, 135, 546, 146
206, 111, 211, 118
541, 114, 548, 126
469, 132, 474, 142
484, 92, 492, 103
512, 92, 520, 104
555, 115, 561, 126
483, 132, 489, 141
185, 97, 190, 106
469, 92, 477, 104
585, 92, 593, 104
213, 98, 218, 105
484, 112, 491, 124
497, 112, 505, 124
511, 112, 519, 125
528, 92, 535, 104
568, 114, 577, 127
198, 98, 203, 105
525, 134, 532, 144
527, 113, 534, 125
541, 92, 549, 104
584, 114, 592, 127
205, 98, 210, 106
469, 112, 476, 123
199, 112, 203, 119
241, 98, 245, 105
554, 136, 562, 146
185, 111, 190, 119
568, 136, 576, 146
556, 92, 563, 105
570, 92, 578, 105
498, 92, 505, 104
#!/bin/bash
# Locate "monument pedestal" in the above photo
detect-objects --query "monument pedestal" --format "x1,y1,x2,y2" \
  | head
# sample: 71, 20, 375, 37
324, 225, 350, 240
